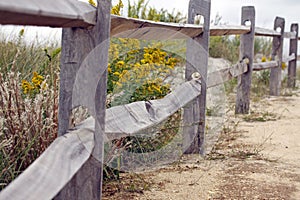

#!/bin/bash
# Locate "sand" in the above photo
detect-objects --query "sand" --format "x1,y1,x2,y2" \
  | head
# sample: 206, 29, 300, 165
103, 87, 300, 200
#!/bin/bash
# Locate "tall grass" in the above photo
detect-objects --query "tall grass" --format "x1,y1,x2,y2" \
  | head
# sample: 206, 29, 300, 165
0, 29, 60, 190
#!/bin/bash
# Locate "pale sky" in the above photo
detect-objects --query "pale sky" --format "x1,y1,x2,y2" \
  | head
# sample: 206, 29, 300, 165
145, 0, 300, 28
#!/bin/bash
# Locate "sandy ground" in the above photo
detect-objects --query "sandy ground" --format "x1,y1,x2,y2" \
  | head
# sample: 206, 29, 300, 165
102, 87, 300, 200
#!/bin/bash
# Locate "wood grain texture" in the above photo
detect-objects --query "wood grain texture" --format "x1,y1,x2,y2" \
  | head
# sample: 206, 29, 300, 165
58, 28, 96, 136
211, 25, 250, 36
270, 17, 285, 96
75, 79, 202, 140
56, 0, 111, 199
235, 6, 255, 114
0, 0, 95, 27
111, 16, 253, 39
284, 31, 297, 39
111, 15, 203, 39
283, 53, 296, 63
207, 62, 248, 88
183, 0, 211, 155
0, 129, 94, 200
253, 61, 278, 71
288, 24, 298, 88
255, 27, 281, 37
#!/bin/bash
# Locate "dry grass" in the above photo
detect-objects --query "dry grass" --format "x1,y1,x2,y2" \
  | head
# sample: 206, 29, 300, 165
0, 32, 60, 189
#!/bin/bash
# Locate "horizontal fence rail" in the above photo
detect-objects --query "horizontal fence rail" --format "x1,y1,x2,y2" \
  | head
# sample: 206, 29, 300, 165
0, 0, 95, 27
0, 129, 94, 200
284, 53, 296, 63
1, 1, 300, 40
253, 61, 278, 71
207, 60, 248, 88
76, 78, 202, 140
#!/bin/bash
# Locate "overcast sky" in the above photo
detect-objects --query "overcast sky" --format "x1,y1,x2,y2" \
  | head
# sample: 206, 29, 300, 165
143, 0, 300, 28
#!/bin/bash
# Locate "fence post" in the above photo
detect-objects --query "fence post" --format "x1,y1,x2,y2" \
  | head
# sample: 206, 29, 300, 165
270, 17, 285, 95
55, 0, 111, 199
288, 23, 299, 88
235, 6, 255, 114
183, 0, 211, 155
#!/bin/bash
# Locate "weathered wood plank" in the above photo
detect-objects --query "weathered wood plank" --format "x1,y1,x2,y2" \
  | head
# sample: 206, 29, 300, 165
75, 78, 202, 140
210, 25, 250, 36
207, 62, 248, 88
235, 6, 255, 114
183, 0, 211, 155
111, 17, 252, 39
253, 61, 278, 71
284, 53, 296, 63
288, 24, 298, 88
0, 1, 248, 38
0, 0, 95, 27
284, 31, 297, 39
255, 26, 281, 37
111, 15, 203, 39
0, 129, 94, 200
270, 17, 285, 96
56, 0, 111, 199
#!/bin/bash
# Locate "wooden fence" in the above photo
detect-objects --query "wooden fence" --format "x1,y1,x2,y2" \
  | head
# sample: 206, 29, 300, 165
0, 0, 299, 199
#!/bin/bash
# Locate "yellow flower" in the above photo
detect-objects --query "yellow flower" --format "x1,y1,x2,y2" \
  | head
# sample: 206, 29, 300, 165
32, 72, 44, 87
117, 61, 125, 67
88, 0, 96, 7
111, 0, 123, 15
261, 56, 267, 62
281, 62, 287, 70
113, 72, 121, 77
152, 84, 162, 93
21, 80, 33, 94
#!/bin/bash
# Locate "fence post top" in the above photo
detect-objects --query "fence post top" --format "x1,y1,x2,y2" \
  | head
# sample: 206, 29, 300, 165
242, 6, 255, 10
274, 16, 285, 23
241, 6, 255, 27
291, 23, 299, 29
241, 6, 255, 15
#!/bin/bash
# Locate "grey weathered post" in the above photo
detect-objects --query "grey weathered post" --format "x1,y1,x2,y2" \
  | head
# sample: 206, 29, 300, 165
235, 6, 255, 114
288, 23, 299, 88
183, 0, 210, 154
270, 17, 285, 96
55, 0, 111, 199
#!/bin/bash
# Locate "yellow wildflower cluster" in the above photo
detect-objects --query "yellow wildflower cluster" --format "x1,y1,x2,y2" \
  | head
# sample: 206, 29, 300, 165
89, 0, 123, 14
88, 0, 96, 7
261, 56, 267, 62
21, 72, 45, 95
111, 0, 124, 15
107, 38, 180, 106
281, 62, 287, 70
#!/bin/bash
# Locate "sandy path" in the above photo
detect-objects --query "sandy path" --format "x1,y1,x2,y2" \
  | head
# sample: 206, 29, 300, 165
103, 88, 300, 200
